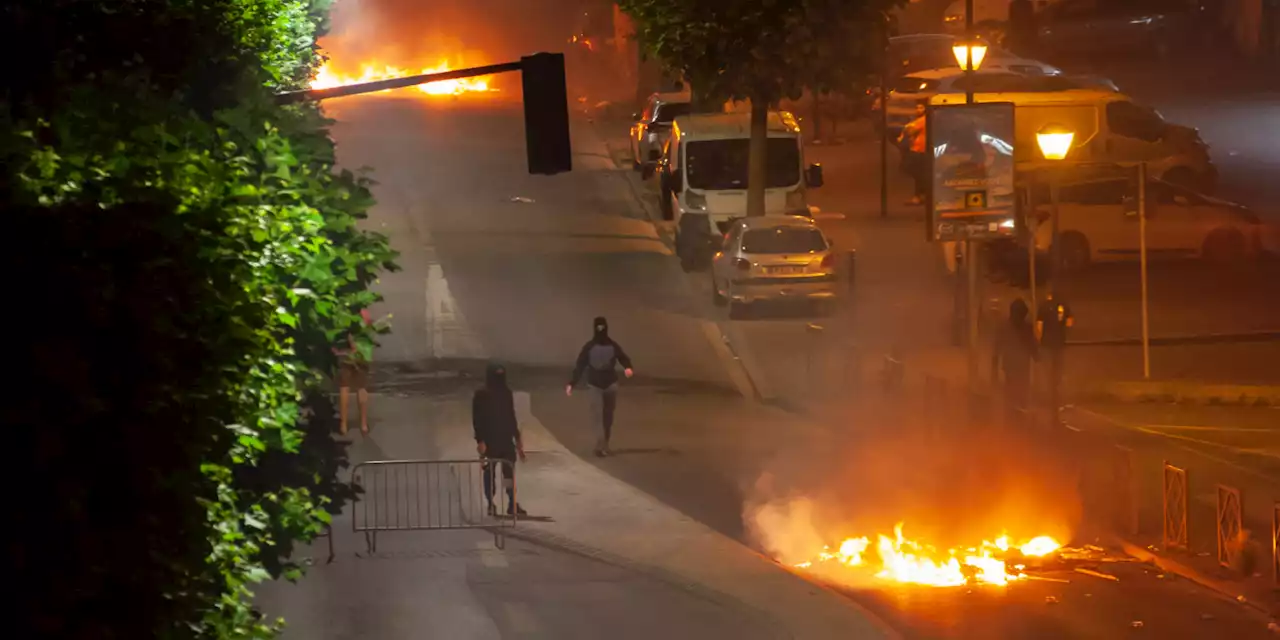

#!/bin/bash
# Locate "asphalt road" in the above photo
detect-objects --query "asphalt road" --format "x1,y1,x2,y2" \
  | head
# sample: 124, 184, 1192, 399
335, 93, 1276, 637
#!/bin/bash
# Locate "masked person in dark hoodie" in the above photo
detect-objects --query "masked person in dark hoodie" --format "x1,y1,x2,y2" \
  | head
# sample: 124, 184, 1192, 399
473, 362, 527, 516
566, 317, 633, 457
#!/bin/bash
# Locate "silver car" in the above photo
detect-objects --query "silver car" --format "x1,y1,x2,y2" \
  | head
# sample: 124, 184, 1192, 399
711, 216, 839, 315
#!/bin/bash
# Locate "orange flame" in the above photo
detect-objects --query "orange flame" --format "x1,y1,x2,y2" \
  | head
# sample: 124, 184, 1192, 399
795, 523, 1061, 588
310, 59, 496, 96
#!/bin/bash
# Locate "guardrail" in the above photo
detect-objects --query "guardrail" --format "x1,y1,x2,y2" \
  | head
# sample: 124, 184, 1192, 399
351, 459, 517, 553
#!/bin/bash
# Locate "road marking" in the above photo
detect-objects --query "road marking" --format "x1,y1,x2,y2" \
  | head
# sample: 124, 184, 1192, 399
477, 540, 507, 568
1132, 424, 1277, 433
501, 602, 540, 635
1074, 407, 1280, 484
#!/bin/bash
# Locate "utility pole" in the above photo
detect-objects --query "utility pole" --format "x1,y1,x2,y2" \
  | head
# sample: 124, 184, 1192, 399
964, 0, 981, 390
1138, 162, 1151, 380
879, 16, 890, 219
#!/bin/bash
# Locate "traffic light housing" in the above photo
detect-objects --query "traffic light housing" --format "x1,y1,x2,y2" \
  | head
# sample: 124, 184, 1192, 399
521, 53, 572, 175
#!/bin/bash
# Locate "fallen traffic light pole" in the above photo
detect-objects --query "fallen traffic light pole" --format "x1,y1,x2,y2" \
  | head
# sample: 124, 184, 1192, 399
273, 53, 572, 175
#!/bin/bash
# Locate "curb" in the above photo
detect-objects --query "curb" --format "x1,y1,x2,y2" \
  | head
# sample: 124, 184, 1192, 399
1076, 379, 1280, 406
1112, 536, 1275, 621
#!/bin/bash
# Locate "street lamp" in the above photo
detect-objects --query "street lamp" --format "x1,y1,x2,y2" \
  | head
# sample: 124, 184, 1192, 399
1035, 123, 1075, 161
951, 39, 988, 72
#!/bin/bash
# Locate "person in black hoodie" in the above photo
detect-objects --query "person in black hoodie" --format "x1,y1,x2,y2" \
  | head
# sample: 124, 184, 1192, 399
565, 316, 633, 457
473, 362, 526, 516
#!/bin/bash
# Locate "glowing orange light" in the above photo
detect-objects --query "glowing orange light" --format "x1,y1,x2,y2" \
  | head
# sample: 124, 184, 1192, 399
310, 59, 496, 96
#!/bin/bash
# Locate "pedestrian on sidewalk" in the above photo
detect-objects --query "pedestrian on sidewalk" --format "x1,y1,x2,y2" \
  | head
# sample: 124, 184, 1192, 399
897, 99, 929, 206
335, 308, 374, 436
473, 362, 527, 516
1036, 293, 1074, 421
991, 298, 1038, 424
565, 316, 633, 457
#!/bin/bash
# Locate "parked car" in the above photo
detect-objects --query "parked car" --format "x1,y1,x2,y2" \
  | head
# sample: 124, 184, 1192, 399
658, 111, 824, 272
1024, 175, 1272, 270
630, 91, 691, 171
887, 34, 1062, 78
883, 68, 1101, 133
1034, 0, 1208, 61
711, 216, 839, 316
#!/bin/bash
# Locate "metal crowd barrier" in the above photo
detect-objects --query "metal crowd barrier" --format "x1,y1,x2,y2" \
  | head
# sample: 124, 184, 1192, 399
351, 459, 516, 553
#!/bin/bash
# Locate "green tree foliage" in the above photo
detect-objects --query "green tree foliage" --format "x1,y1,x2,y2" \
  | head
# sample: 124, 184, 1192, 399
617, 0, 900, 216
2, 0, 395, 637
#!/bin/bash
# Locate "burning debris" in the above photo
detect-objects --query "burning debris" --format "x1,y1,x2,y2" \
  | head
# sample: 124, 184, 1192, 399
792, 522, 1062, 588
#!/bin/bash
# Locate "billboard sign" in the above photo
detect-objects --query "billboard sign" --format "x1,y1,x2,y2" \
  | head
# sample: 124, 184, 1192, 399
926, 102, 1017, 242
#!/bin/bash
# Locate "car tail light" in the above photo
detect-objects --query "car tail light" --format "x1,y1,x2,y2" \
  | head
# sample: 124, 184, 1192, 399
735, 258, 752, 271
820, 254, 834, 268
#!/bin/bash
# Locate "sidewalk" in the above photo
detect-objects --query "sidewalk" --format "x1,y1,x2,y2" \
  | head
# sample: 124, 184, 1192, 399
256, 390, 896, 639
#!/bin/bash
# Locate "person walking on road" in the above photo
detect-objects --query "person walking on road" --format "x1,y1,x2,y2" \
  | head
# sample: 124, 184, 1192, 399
897, 99, 929, 206
336, 308, 374, 436
473, 362, 527, 517
992, 298, 1038, 424
566, 316, 633, 457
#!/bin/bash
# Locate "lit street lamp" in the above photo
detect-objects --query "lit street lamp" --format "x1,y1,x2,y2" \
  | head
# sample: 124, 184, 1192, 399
951, 39, 988, 72
1035, 123, 1075, 291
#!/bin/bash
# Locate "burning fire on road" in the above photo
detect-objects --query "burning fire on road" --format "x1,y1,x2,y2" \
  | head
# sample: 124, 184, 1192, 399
792, 522, 1061, 587
310, 59, 497, 96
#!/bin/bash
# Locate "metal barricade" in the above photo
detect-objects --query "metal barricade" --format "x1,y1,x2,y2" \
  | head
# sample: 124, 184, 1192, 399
1273, 503, 1279, 587
1162, 462, 1188, 551
1217, 484, 1242, 570
351, 459, 516, 553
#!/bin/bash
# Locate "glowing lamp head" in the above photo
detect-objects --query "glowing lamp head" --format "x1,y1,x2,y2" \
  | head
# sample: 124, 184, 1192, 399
1036, 123, 1076, 161
952, 41, 988, 71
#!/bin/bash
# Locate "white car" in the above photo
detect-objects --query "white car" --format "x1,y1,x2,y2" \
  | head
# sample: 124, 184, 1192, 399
711, 216, 839, 316
884, 69, 1109, 133
1028, 176, 1275, 270
629, 91, 691, 170
888, 34, 1062, 77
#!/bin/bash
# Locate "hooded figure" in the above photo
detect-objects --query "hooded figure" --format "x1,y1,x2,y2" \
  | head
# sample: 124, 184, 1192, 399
473, 362, 525, 515
567, 316, 634, 456
992, 299, 1038, 421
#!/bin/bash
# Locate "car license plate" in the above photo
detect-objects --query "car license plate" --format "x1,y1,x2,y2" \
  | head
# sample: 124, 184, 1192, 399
768, 266, 803, 275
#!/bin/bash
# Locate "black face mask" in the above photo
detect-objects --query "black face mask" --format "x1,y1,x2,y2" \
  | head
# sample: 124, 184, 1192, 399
592, 316, 609, 343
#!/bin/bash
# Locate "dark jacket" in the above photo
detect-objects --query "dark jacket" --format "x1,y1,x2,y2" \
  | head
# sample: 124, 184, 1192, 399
993, 299, 1038, 382
473, 364, 519, 457
569, 316, 633, 390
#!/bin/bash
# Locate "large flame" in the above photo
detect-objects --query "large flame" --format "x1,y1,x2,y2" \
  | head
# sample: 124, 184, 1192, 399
310, 59, 495, 96
794, 523, 1061, 587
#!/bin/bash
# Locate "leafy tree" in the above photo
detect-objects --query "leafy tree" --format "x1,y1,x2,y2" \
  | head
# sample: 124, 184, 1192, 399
3, 0, 395, 637
618, 0, 901, 217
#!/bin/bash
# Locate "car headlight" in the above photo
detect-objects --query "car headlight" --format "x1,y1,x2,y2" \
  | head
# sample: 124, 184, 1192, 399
684, 190, 707, 211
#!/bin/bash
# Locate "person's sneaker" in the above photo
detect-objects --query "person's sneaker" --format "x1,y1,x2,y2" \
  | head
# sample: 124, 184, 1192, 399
594, 448, 605, 457
508, 504, 528, 517
486, 503, 497, 516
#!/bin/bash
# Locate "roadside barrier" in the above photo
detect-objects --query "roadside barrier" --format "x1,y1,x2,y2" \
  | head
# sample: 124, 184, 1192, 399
1216, 485, 1242, 569
351, 459, 516, 553
1273, 504, 1279, 587
1162, 463, 1189, 551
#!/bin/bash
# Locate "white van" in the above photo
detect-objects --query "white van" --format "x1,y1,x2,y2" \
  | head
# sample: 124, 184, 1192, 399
655, 111, 824, 271
930, 88, 1217, 193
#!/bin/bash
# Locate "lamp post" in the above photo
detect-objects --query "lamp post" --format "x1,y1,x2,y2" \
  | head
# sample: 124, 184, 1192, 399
1035, 123, 1075, 426
1035, 123, 1075, 292
952, 2, 987, 390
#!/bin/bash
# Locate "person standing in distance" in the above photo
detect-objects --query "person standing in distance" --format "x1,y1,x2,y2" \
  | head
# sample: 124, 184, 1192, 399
1037, 293, 1074, 424
566, 316, 633, 457
473, 362, 527, 516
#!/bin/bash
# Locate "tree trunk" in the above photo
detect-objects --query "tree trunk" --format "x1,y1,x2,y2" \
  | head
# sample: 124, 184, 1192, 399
747, 98, 768, 217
